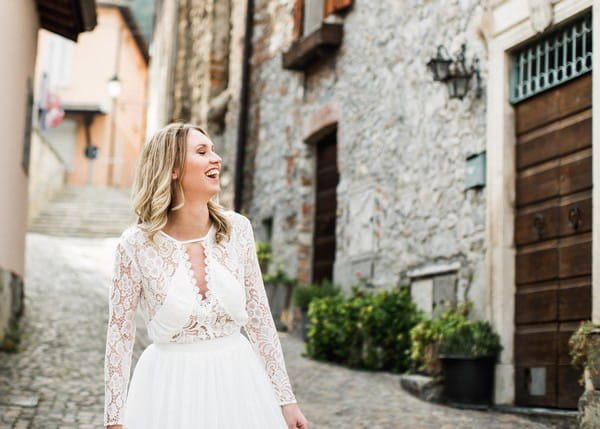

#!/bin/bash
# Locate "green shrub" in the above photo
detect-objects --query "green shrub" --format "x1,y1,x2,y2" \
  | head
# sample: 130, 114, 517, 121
255, 241, 272, 274
568, 321, 600, 385
439, 320, 502, 358
306, 286, 422, 373
292, 279, 341, 311
306, 293, 363, 364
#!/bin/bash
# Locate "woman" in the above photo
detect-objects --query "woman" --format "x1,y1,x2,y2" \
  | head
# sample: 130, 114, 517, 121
104, 123, 308, 428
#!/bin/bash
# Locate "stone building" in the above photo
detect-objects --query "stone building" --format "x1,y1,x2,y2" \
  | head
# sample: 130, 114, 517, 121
147, 0, 249, 209
146, 0, 598, 413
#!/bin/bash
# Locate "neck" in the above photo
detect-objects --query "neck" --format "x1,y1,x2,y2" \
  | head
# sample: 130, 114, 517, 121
165, 199, 212, 238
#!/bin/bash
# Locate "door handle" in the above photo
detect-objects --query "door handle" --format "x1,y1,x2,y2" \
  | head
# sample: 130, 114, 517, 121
568, 204, 582, 230
533, 213, 545, 240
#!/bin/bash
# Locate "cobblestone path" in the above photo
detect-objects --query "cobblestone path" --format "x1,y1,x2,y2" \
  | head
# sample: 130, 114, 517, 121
0, 234, 554, 428
282, 335, 554, 429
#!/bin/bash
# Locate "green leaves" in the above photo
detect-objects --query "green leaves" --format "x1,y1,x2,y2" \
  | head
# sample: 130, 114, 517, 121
568, 321, 600, 386
409, 302, 502, 375
255, 241, 272, 274
438, 321, 502, 358
305, 286, 422, 373
292, 279, 341, 311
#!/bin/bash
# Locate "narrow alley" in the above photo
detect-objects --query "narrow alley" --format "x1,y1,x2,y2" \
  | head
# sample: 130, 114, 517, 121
0, 233, 555, 429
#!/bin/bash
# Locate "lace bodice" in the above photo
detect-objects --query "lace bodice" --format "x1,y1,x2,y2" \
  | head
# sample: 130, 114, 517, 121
104, 211, 297, 426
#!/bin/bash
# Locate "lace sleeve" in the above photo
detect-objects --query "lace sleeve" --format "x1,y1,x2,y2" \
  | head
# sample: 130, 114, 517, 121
241, 217, 297, 405
104, 241, 142, 426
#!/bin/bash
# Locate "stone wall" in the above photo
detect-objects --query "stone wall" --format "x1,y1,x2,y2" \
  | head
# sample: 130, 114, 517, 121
578, 390, 600, 429
145, 0, 179, 137
167, 0, 247, 209
0, 268, 24, 346
244, 0, 489, 318
28, 130, 67, 222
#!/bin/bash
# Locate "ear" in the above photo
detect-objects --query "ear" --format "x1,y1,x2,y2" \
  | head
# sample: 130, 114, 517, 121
172, 171, 178, 180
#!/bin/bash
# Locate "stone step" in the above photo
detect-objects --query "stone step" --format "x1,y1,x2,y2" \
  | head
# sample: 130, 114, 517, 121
36, 211, 131, 216
29, 222, 132, 230
29, 185, 135, 238
28, 222, 130, 231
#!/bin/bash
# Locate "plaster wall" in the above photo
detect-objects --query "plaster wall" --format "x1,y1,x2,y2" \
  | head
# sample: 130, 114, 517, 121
0, 0, 38, 278
35, 6, 148, 188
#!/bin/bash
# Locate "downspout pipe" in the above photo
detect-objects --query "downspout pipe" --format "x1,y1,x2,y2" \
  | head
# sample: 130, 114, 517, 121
234, 0, 254, 212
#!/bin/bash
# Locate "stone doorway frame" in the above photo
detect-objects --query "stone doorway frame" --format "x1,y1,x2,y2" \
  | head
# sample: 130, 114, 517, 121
485, 0, 598, 404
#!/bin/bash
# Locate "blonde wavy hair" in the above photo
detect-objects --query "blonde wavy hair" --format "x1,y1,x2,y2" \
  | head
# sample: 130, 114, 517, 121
132, 122, 230, 244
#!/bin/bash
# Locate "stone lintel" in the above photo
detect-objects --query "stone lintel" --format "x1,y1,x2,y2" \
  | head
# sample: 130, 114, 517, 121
302, 105, 339, 145
407, 262, 461, 279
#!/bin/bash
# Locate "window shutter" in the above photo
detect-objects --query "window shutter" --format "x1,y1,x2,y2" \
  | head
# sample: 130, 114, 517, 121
324, 0, 352, 16
293, 0, 303, 39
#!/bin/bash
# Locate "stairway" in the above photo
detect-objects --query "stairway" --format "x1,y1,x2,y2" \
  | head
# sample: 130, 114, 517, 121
28, 186, 136, 237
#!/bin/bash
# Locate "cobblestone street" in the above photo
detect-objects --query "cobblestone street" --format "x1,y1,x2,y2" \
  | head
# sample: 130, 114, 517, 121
0, 234, 555, 428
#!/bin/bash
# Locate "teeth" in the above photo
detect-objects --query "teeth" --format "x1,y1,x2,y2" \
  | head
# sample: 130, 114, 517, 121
206, 169, 219, 177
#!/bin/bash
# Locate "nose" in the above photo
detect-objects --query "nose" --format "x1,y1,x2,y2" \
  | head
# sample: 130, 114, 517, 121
210, 151, 222, 164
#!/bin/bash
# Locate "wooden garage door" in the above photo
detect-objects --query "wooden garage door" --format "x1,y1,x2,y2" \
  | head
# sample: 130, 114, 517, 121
312, 131, 339, 284
514, 73, 592, 409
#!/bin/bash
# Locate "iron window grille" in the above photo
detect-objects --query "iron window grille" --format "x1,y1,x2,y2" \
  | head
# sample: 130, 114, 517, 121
510, 11, 592, 104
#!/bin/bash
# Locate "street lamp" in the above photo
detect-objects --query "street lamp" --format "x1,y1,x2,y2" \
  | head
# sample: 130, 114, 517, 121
106, 74, 120, 186
107, 74, 121, 99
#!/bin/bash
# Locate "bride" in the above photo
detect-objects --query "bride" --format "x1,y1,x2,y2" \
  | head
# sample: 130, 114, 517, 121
104, 123, 309, 428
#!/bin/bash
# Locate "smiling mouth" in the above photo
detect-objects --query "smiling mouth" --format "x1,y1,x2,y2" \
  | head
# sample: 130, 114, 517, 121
205, 169, 219, 179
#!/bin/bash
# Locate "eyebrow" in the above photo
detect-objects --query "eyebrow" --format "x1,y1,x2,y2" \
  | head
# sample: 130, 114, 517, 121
195, 143, 215, 150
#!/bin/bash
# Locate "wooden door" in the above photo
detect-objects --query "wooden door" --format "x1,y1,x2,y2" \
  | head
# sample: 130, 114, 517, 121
514, 73, 592, 409
312, 132, 339, 284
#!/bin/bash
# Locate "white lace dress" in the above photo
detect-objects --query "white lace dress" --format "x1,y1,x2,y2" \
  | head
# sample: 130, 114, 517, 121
104, 211, 296, 428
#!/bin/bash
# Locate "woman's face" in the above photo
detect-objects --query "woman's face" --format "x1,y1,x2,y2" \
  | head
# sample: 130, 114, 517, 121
176, 129, 222, 200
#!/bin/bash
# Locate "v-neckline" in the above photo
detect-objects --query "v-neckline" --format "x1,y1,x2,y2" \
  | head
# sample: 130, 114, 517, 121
181, 245, 210, 301
163, 227, 212, 302
159, 224, 214, 244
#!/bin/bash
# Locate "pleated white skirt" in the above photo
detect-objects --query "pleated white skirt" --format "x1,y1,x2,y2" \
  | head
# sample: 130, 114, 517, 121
122, 330, 289, 429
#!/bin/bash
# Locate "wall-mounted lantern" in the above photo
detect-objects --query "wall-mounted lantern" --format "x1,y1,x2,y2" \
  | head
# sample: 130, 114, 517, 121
427, 44, 482, 100
426, 45, 452, 82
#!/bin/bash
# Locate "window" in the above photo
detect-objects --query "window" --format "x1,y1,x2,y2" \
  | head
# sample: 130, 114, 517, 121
303, 0, 324, 36
510, 11, 592, 103
43, 33, 74, 89
284, 0, 352, 70
293, 0, 352, 39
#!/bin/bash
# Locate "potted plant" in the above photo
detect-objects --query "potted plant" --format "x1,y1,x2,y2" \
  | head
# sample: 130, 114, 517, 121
263, 268, 297, 331
569, 321, 600, 390
409, 302, 473, 376
292, 279, 340, 341
438, 318, 502, 407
